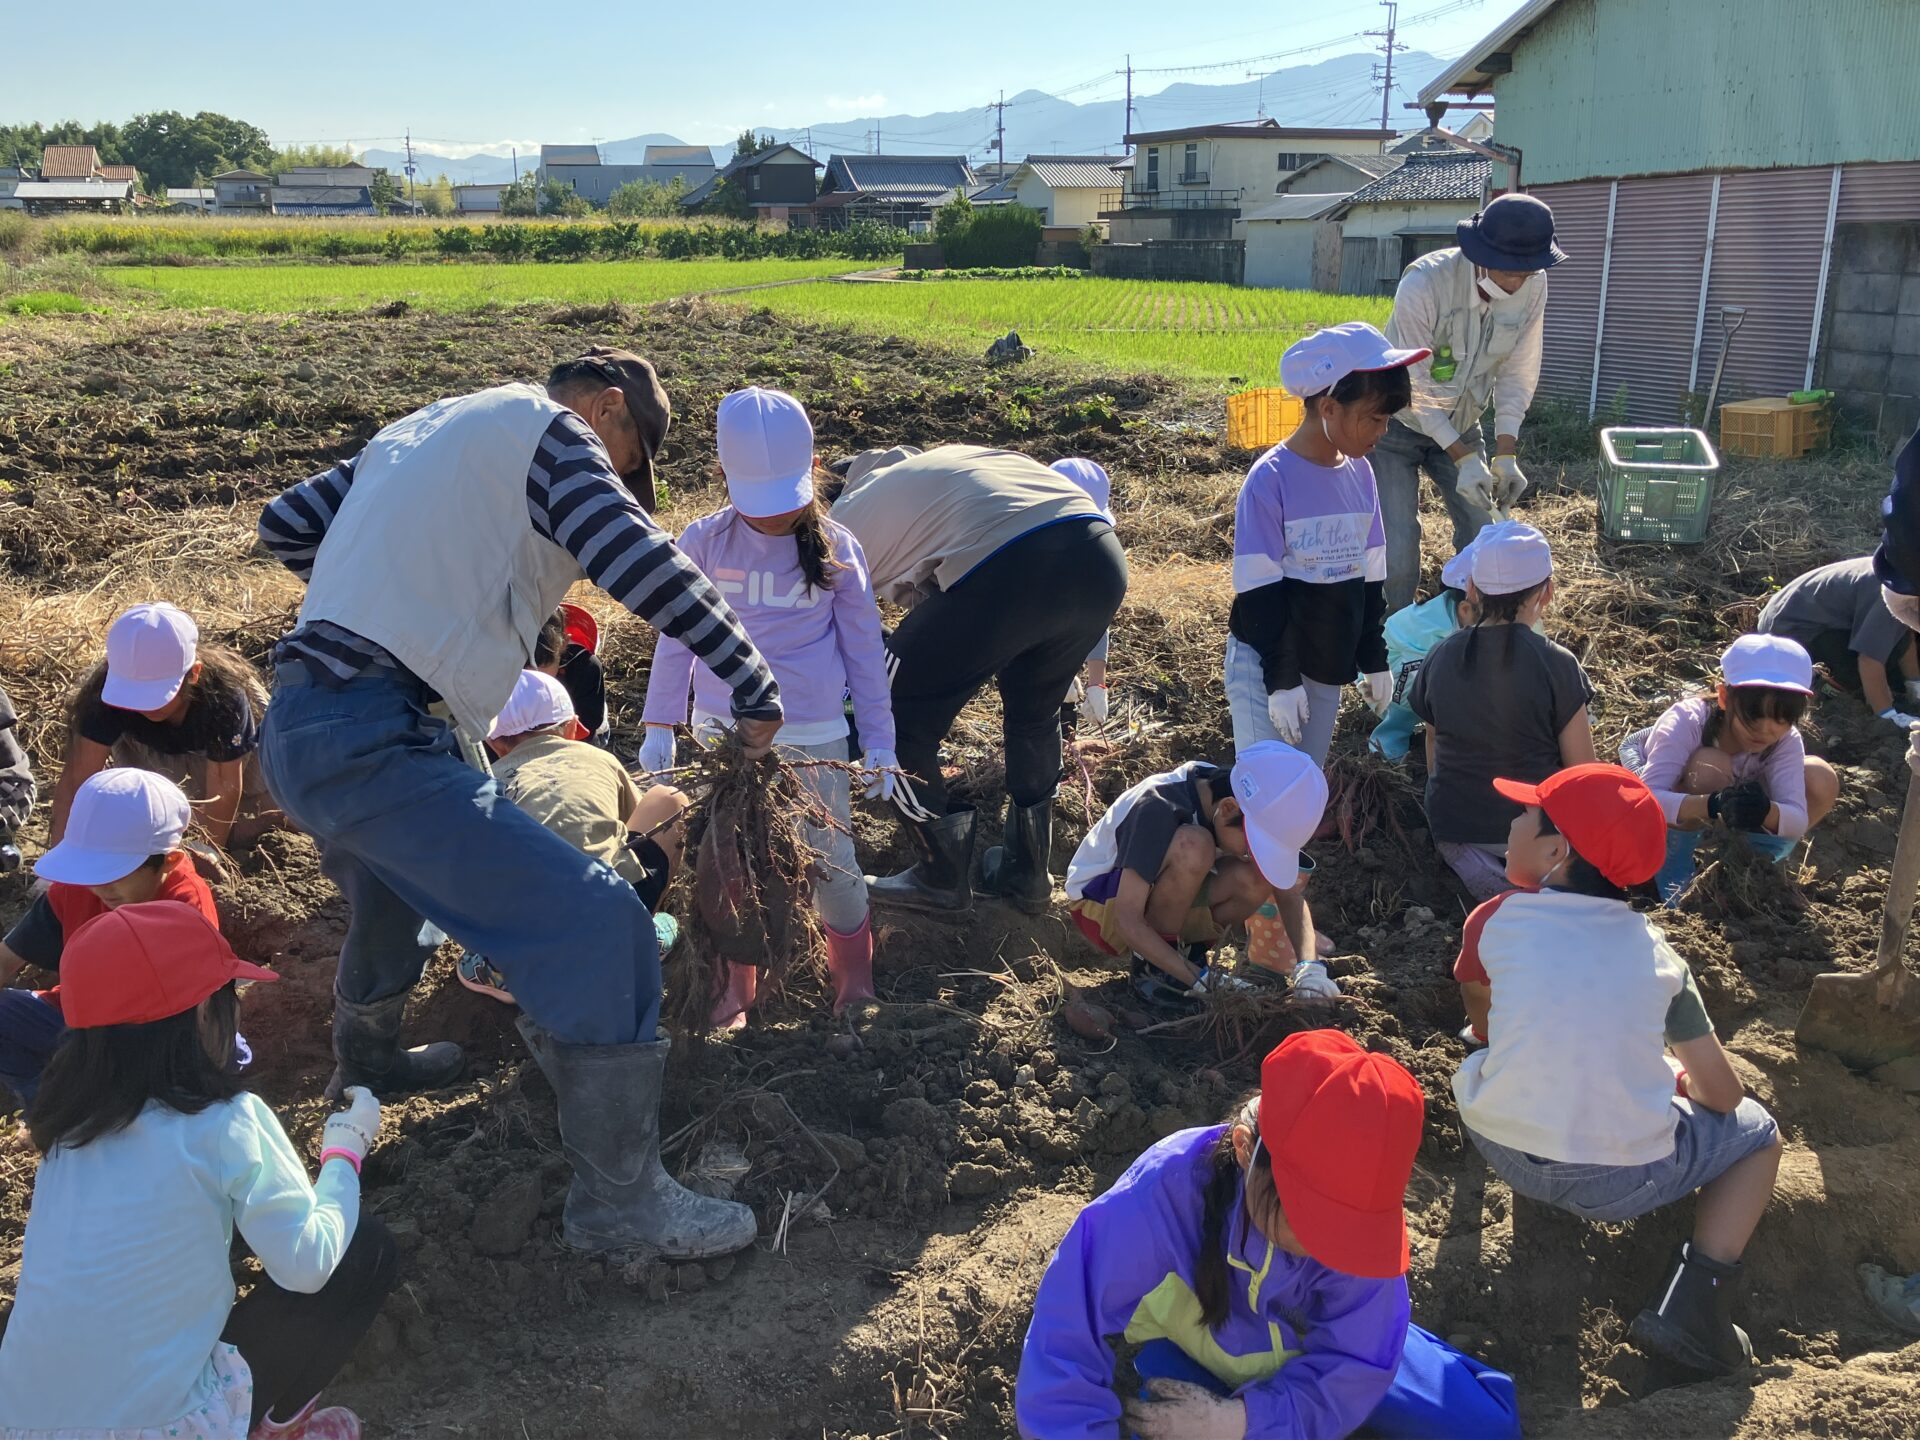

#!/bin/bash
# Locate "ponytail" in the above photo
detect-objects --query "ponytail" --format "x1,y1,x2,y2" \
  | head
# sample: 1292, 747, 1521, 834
1195, 1097, 1265, 1330
791, 497, 845, 595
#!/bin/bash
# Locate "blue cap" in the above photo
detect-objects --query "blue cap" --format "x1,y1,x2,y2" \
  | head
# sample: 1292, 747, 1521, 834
1874, 428, 1920, 596
1456, 193, 1566, 272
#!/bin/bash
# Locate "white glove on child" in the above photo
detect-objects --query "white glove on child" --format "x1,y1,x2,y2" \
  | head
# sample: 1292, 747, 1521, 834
1288, 958, 1341, 1002
637, 725, 676, 775
1188, 967, 1254, 998
322, 1086, 382, 1165
1267, 686, 1309, 745
1362, 670, 1393, 717
1123, 1378, 1248, 1440
1908, 720, 1920, 779
1455, 452, 1499, 511
1491, 454, 1529, 506
1079, 684, 1109, 725
861, 747, 901, 803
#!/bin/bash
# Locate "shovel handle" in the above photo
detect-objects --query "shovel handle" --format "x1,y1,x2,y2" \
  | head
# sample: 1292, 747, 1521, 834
1875, 771, 1920, 979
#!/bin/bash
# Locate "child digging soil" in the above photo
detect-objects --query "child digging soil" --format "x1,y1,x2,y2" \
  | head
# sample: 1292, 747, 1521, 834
0, 903, 396, 1439
641, 386, 896, 1026
1621, 634, 1839, 904
1454, 763, 1784, 1376
1016, 1030, 1519, 1439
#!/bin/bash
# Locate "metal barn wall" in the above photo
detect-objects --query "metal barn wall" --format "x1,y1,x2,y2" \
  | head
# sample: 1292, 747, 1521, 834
1530, 181, 1610, 408
1491, 0, 1920, 187
1592, 174, 1715, 420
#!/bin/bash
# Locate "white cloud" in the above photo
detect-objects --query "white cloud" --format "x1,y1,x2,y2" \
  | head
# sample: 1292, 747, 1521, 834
823, 93, 887, 114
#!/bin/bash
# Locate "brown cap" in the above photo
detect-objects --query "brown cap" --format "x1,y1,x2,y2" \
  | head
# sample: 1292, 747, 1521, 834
551, 348, 672, 493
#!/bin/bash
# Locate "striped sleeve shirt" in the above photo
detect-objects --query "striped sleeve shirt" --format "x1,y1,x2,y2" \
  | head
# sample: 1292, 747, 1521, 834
260, 411, 782, 720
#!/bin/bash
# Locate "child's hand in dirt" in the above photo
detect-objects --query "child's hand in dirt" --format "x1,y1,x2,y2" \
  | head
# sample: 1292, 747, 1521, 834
1122, 1379, 1247, 1439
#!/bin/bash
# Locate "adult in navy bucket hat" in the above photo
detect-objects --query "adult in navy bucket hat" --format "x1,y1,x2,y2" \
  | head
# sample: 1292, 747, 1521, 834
1376, 193, 1567, 612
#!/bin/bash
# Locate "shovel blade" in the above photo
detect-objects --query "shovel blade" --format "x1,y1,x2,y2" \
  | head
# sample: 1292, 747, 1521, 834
1795, 969, 1920, 1069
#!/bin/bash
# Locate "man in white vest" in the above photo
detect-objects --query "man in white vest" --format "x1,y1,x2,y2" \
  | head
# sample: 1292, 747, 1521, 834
257, 349, 781, 1258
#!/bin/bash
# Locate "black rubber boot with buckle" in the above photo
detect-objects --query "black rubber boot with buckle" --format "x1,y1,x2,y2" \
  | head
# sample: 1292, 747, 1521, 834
1630, 1243, 1753, 1375
324, 988, 467, 1101
867, 808, 976, 914
975, 798, 1054, 915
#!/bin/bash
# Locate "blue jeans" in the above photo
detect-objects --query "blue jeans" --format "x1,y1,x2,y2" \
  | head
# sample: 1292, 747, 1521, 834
1372, 420, 1493, 613
259, 668, 658, 1046
0, 989, 65, 1104
1223, 635, 1343, 767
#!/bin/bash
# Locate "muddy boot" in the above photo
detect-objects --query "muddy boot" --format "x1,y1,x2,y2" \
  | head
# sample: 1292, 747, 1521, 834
708, 962, 757, 1032
516, 1018, 757, 1258
867, 808, 976, 914
975, 799, 1054, 914
324, 989, 465, 1101
1630, 1243, 1753, 1375
825, 914, 876, 1014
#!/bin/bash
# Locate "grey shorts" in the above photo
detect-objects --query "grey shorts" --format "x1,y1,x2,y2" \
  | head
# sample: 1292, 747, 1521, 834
1466, 1096, 1779, 1223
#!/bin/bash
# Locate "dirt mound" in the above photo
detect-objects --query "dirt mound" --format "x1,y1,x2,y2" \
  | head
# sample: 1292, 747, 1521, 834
2, 303, 1917, 1436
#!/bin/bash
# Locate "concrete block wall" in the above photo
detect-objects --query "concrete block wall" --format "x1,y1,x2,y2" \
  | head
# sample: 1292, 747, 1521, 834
1822, 222, 1920, 447
1091, 240, 1245, 286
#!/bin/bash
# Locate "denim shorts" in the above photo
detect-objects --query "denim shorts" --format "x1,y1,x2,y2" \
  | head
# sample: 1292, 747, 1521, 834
1466, 1097, 1779, 1223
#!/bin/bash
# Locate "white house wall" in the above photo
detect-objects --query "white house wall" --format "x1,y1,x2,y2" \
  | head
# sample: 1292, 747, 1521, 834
1134, 135, 1384, 204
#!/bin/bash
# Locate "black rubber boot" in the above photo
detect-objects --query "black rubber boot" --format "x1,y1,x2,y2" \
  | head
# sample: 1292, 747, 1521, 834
1630, 1243, 1753, 1375
324, 989, 466, 1101
517, 1019, 758, 1258
976, 798, 1054, 915
866, 808, 976, 914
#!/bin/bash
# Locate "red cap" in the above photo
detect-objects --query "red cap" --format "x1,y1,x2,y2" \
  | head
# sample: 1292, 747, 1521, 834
1492, 762, 1667, 888
558, 602, 599, 656
60, 902, 278, 1029
1258, 1029, 1424, 1278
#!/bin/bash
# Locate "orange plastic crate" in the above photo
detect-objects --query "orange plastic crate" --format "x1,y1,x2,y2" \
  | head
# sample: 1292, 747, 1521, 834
1225, 388, 1305, 449
1718, 397, 1830, 458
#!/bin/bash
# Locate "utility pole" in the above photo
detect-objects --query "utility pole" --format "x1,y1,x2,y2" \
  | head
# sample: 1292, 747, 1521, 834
1367, 2, 1403, 138
1124, 55, 1134, 147
993, 90, 1006, 170
403, 128, 416, 201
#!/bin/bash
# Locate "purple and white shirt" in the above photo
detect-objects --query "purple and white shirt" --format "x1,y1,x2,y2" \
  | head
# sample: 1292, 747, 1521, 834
1231, 445, 1387, 592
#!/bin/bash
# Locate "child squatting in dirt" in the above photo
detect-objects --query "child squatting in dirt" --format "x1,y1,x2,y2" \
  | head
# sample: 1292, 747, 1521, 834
1015, 1029, 1520, 1439
1063, 739, 1339, 1008
1453, 763, 1784, 1376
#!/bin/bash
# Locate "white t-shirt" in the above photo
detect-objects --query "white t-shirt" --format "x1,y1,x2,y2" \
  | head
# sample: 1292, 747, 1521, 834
0, 1092, 359, 1431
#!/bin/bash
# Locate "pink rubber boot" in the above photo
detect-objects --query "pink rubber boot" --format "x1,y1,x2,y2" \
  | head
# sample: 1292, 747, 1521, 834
708, 962, 758, 1031
825, 914, 876, 1014
252, 1398, 362, 1440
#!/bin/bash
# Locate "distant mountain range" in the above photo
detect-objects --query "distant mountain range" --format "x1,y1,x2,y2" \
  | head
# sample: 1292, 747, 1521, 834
373, 50, 1455, 185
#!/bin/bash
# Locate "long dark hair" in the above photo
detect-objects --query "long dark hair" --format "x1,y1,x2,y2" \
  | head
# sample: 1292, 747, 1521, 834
734, 484, 845, 596
1701, 685, 1808, 750
1534, 808, 1629, 901
67, 642, 263, 752
1195, 1097, 1272, 1330
1462, 577, 1550, 665
28, 985, 243, 1153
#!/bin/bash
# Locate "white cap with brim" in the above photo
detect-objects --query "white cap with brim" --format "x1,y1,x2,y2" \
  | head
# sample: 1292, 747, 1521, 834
1280, 321, 1430, 398
718, 386, 816, 519
1469, 521, 1554, 596
1230, 740, 1329, 892
101, 602, 199, 713
489, 669, 577, 740
1050, 457, 1113, 518
36, 768, 193, 887
1721, 634, 1815, 695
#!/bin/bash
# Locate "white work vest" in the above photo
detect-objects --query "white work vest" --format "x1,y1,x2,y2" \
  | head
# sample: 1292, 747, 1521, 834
297, 383, 588, 734
1453, 891, 1687, 1166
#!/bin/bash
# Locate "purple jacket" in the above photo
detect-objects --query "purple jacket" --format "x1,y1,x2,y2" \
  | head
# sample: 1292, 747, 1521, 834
641, 508, 895, 751
1017, 1126, 1409, 1439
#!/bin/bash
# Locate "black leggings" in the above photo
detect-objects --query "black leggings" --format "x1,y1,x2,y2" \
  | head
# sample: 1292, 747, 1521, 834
888, 518, 1128, 811
224, 1212, 399, 1427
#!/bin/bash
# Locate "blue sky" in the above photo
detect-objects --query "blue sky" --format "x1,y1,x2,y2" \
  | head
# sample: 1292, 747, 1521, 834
8, 0, 1500, 156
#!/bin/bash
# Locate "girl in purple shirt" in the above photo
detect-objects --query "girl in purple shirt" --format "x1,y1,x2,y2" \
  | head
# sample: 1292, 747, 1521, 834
640, 388, 897, 1025
1623, 634, 1841, 902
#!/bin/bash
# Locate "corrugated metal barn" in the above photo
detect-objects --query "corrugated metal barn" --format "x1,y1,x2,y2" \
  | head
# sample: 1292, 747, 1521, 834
1424, 0, 1920, 443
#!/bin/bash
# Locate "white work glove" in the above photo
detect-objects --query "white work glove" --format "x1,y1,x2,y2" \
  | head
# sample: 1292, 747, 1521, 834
1079, 684, 1109, 725
1288, 958, 1341, 1002
1362, 670, 1393, 718
1267, 686, 1309, 745
1491, 453, 1529, 506
1880, 707, 1920, 732
1908, 720, 1920, 778
1454, 451, 1498, 511
1122, 1378, 1248, 1440
637, 725, 676, 775
322, 1086, 381, 1165
861, 747, 901, 803
1188, 966, 1254, 998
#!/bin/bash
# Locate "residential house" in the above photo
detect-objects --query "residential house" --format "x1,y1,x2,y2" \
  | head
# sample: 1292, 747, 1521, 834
804, 154, 976, 230
278, 163, 379, 189
269, 185, 376, 216
1007, 156, 1124, 231
1457, 111, 1496, 144
537, 144, 716, 207
0, 166, 24, 210
681, 143, 821, 221
165, 187, 216, 212
39, 145, 102, 180
641, 144, 718, 191
1328, 151, 1492, 294
98, 163, 140, 190
1239, 193, 1353, 291
1423, 0, 1920, 440
453, 182, 513, 214
1280, 153, 1403, 196
12, 180, 134, 214
211, 169, 272, 213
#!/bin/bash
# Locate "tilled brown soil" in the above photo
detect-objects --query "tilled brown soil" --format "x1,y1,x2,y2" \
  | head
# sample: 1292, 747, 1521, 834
1, 300, 1917, 1438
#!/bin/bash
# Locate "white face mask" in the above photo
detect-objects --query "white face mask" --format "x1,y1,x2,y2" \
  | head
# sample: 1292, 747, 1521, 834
1478, 274, 1511, 303
1885, 585, 1920, 632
